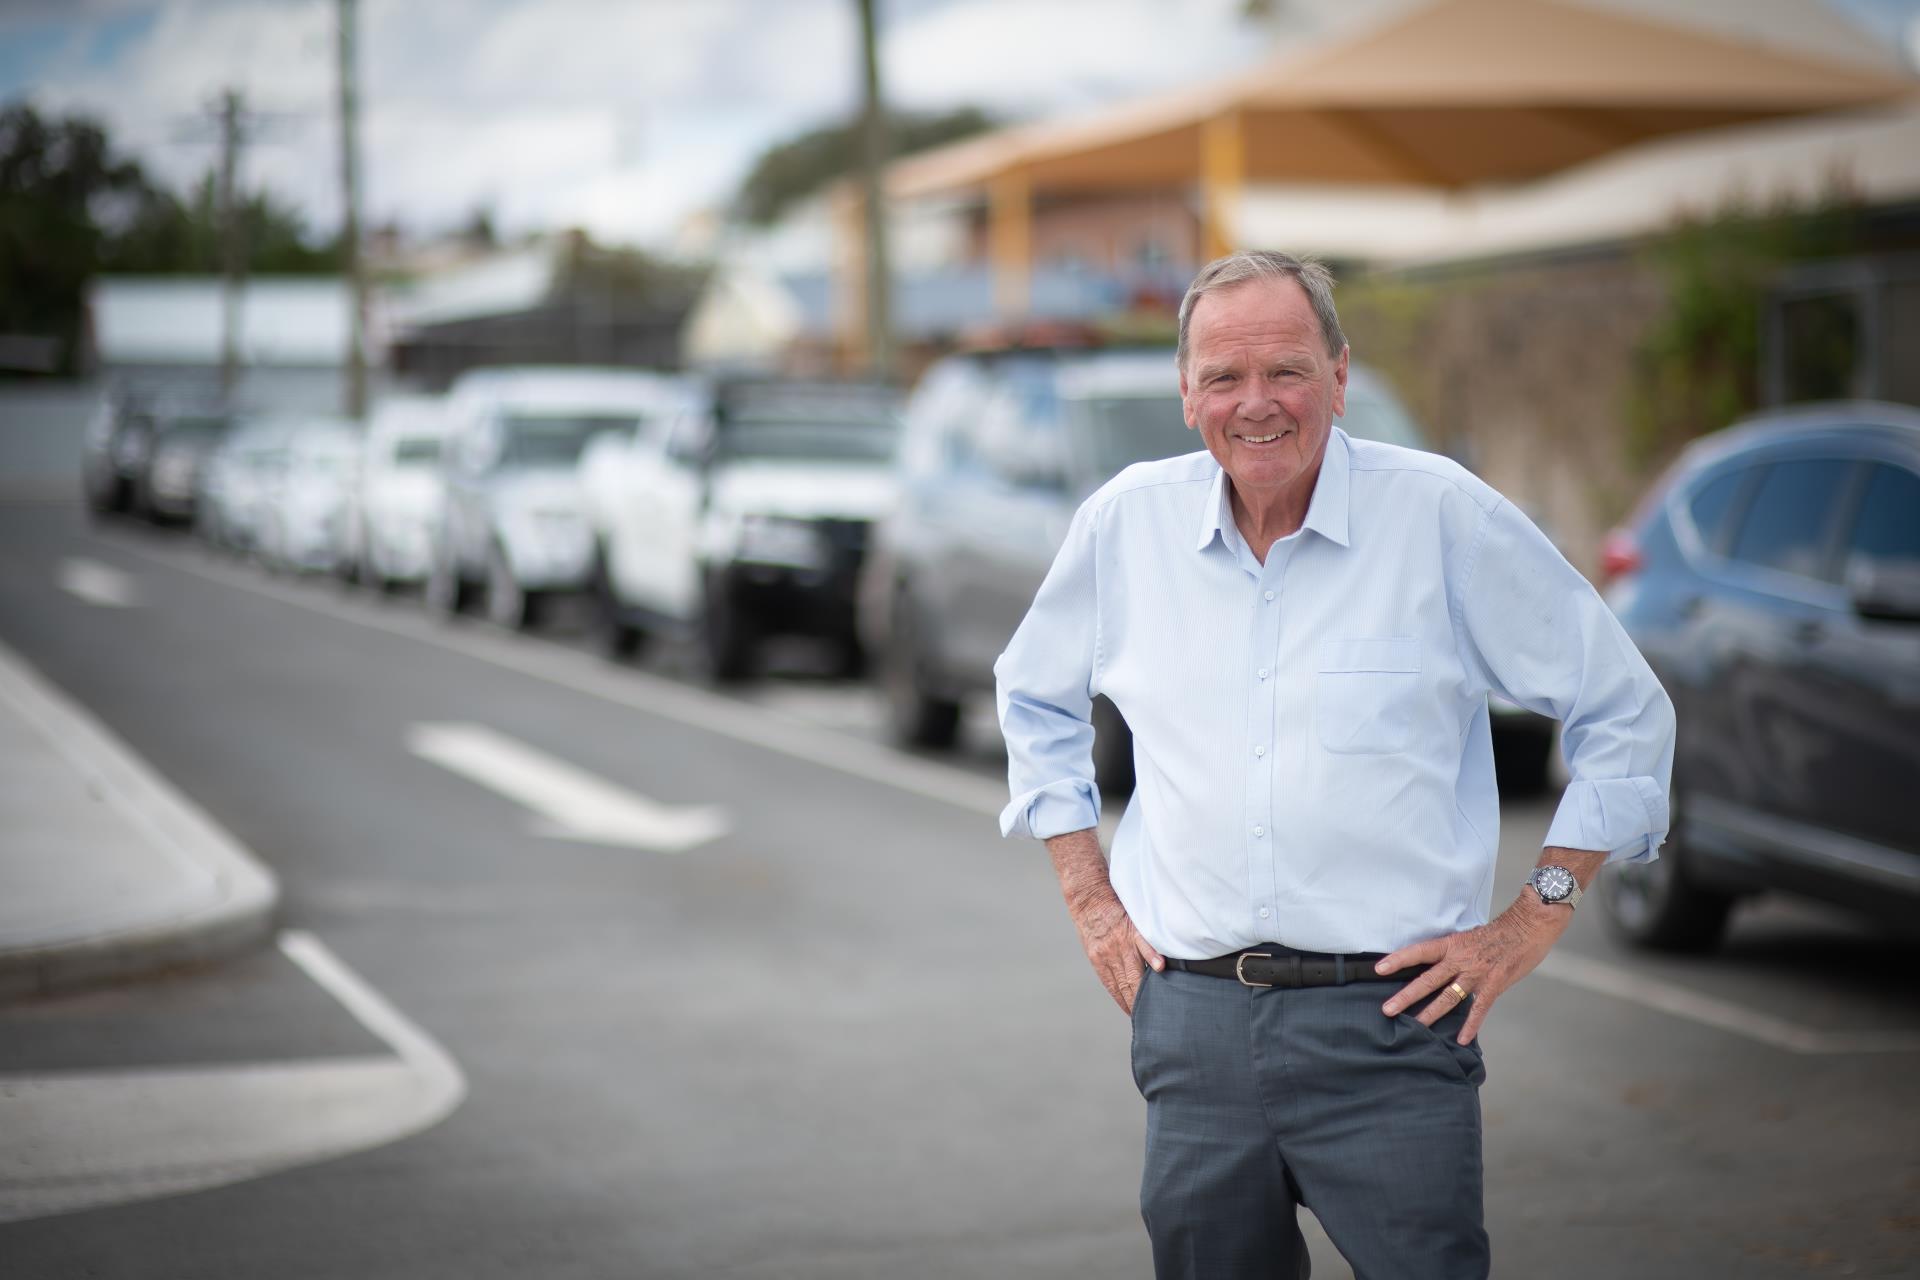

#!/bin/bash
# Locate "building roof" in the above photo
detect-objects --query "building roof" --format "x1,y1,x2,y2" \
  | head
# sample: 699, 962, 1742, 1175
90, 277, 351, 367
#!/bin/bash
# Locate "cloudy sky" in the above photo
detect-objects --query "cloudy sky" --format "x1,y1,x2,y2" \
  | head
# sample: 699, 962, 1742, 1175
5, 0, 1919, 252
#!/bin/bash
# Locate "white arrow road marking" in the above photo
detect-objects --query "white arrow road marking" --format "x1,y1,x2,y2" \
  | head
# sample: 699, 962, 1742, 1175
0, 930, 466, 1224
57, 558, 138, 608
407, 721, 729, 853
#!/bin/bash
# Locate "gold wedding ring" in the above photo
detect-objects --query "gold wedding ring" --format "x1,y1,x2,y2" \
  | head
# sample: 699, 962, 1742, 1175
1447, 982, 1470, 1001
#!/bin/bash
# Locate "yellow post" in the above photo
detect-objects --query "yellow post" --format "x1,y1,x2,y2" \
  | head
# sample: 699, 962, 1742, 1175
1201, 110, 1244, 261
989, 169, 1032, 317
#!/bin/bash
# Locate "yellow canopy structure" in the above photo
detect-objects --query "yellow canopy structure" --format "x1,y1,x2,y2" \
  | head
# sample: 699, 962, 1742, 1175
883, 0, 1917, 306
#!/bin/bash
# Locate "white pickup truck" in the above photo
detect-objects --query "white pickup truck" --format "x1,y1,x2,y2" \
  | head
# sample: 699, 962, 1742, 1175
578, 378, 902, 680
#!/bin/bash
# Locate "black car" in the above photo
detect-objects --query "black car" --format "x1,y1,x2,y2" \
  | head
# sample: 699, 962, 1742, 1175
1599, 402, 1920, 951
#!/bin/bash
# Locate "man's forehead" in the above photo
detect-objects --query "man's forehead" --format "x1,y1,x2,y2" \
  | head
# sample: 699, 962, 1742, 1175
1188, 277, 1321, 350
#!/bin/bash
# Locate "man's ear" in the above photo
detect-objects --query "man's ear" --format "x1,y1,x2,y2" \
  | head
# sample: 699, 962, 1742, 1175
1331, 346, 1350, 419
1178, 367, 1195, 429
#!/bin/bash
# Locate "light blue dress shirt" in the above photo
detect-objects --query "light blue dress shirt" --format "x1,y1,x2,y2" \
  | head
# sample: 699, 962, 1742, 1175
995, 428, 1675, 959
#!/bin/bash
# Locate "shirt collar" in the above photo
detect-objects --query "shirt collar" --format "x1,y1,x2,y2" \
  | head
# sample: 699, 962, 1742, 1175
1194, 426, 1352, 554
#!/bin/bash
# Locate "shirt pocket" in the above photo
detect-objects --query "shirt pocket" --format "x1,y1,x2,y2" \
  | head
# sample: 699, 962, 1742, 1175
1315, 637, 1421, 755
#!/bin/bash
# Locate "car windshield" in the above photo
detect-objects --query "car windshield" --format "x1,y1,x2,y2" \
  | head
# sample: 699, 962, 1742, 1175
1066, 393, 1192, 478
392, 437, 442, 466
157, 415, 233, 444
1336, 387, 1431, 451
718, 393, 899, 463
499, 414, 635, 468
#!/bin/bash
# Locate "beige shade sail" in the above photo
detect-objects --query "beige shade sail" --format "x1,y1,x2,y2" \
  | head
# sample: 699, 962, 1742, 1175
889, 0, 1919, 199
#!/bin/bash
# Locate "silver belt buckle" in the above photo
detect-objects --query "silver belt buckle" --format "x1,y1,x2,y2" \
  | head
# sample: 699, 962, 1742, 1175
1234, 951, 1274, 988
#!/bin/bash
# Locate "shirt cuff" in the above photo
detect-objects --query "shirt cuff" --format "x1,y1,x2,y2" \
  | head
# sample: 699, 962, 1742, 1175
1544, 776, 1669, 864
999, 778, 1101, 840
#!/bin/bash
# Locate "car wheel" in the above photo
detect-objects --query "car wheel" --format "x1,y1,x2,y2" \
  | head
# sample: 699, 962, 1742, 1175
592, 543, 645, 659
1597, 783, 1736, 953
698, 572, 757, 684
1493, 726, 1553, 795
484, 542, 537, 630
883, 591, 961, 749
1091, 696, 1136, 797
425, 549, 468, 617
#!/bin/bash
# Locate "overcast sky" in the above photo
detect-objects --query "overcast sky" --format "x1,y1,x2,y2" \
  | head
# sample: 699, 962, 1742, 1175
5, 0, 1919, 253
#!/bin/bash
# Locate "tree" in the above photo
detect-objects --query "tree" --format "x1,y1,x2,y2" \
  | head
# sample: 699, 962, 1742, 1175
733, 106, 996, 226
99, 171, 342, 275
0, 102, 147, 374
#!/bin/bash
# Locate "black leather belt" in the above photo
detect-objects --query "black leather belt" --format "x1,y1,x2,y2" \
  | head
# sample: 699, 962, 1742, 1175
1166, 947, 1428, 989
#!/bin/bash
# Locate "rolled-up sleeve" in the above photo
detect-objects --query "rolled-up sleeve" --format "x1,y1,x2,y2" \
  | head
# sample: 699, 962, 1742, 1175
1456, 498, 1675, 863
994, 497, 1103, 840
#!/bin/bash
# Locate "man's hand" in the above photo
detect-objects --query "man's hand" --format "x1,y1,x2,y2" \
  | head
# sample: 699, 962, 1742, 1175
1046, 828, 1163, 1014
1374, 849, 1606, 1045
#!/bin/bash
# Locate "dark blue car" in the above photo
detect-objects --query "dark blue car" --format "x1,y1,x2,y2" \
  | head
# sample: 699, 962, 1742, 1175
1598, 402, 1920, 951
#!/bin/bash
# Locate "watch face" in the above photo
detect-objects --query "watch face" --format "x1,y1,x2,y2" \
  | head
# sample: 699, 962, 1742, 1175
1534, 866, 1576, 902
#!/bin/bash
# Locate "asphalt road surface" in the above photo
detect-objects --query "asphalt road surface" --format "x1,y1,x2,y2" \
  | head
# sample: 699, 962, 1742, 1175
3, 403, 1918, 1277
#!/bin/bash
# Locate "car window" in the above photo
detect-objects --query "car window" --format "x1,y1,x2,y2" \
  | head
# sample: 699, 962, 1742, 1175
1685, 467, 1748, 553
1844, 463, 1920, 577
1725, 459, 1857, 583
1064, 393, 1190, 480
1335, 387, 1430, 451
392, 437, 442, 466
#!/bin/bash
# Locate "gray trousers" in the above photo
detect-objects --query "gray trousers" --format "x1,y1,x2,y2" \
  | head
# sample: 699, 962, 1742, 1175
1130, 966, 1490, 1280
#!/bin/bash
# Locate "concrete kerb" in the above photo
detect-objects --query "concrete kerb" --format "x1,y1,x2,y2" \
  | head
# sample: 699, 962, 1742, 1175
0, 637, 279, 1003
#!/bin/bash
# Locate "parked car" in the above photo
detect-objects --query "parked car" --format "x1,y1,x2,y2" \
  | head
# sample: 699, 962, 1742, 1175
1599, 402, 1920, 952
80, 383, 149, 514
341, 395, 450, 591
133, 403, 239, 525
863, 349, 1558, 794
429, 367, 684, 629
199, 417, 295, 554
580, 377, 902, 678
256, 418, 362, 574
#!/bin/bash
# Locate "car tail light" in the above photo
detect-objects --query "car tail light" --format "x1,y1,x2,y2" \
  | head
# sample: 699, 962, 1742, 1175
1598, 528, 1642, 588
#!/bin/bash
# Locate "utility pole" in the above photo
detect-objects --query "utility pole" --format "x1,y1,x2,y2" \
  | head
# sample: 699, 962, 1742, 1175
336, 0, 368, 418
216, 89, 245, 398
855, 0, 893, 380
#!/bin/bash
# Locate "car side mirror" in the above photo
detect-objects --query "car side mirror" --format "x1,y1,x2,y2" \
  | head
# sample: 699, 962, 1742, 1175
1847, 563, 1920, 623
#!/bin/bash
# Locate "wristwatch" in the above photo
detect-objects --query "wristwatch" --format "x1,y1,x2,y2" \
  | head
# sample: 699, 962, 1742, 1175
1525, 864, 1583, 910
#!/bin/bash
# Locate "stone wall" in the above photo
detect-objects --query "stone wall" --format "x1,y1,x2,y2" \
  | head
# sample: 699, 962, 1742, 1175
1340, 250, 1669, 577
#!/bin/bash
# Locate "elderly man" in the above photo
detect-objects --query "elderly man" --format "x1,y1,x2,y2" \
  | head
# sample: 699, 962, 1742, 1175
995, 250, 1674, 1279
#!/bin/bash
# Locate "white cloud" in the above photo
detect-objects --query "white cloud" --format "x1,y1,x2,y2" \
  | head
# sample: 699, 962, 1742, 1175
20, 0, 1266, 248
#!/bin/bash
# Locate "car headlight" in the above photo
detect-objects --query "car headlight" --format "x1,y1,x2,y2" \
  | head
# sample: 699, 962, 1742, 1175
736, 515, 826, 570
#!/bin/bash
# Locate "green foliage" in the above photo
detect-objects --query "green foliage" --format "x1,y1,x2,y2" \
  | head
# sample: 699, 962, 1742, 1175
0, 103, 146, 374
733, 107, 996, 226
553, 229, 708, 307
1626, 192, 1867, 467
100, 171, 342, 275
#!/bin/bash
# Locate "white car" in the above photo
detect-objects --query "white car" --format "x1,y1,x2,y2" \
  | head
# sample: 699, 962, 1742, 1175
428, 367, 685, 629
579, 377, 901, 679
257, 419, 361, 574
200, 417, 294, 553
343, 395, 450, 590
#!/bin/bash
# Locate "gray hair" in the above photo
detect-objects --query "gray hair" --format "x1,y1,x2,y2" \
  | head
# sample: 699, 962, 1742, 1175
1176, 250, 1346, 368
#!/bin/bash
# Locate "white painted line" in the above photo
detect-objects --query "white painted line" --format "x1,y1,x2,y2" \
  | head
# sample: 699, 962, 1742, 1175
0, 931, 465, 1224
57, 557, 138, 608
1538, 950, 1920, 1055
408, 721, 729, 853
109, 534, 1010, 818
106, 535, 1920, 1057
277, 930, 467, 1092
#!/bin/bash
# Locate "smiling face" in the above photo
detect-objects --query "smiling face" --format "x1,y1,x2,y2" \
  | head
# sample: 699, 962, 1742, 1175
1179, 275, 1348, 518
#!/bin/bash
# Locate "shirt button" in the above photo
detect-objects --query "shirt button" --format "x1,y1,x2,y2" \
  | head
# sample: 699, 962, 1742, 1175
1253, 745, 1266, 757
1258, 907, 1271, 919
1253, 825, 1265, 837
1263, 590, 1275, 602
1257, 668, 1270, 680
